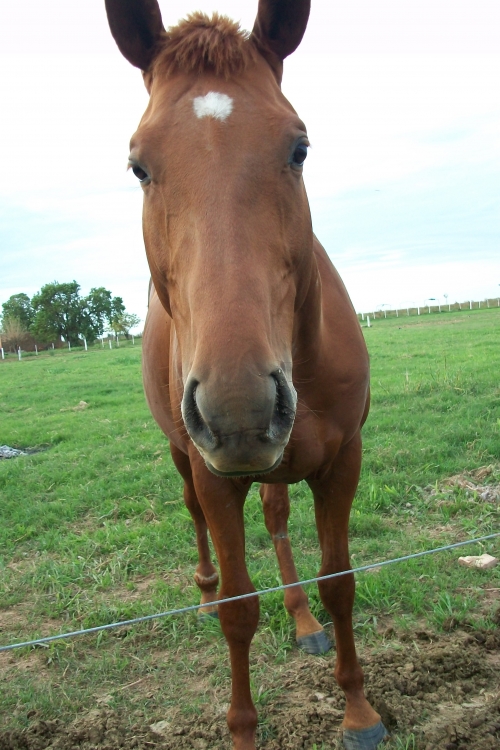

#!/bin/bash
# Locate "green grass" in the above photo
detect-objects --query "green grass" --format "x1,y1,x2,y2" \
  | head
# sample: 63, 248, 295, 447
0, 308, 499, 735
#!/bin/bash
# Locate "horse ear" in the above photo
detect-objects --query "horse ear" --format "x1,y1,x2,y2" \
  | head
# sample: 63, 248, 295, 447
251, 0, 310, 62
105, 0, 165, 70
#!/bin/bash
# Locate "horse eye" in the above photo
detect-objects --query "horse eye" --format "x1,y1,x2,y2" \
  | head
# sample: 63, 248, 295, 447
292, 144, 308, 168
132, 164, 149, 182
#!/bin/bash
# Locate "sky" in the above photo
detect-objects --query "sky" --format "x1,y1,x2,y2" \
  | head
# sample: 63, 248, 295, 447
1, 0, 499, 326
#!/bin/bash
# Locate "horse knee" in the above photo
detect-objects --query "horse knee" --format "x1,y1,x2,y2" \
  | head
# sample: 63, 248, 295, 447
318, 573, 355, 616
219, 595, 259, 644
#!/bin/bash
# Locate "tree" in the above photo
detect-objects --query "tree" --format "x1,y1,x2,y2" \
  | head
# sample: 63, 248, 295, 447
0, 316, 32, 352
84, 287, 125, 340
4, 281, 137, 347
31, 281, 88, 346
1, 293, 34, 330
109, 312, 141, 339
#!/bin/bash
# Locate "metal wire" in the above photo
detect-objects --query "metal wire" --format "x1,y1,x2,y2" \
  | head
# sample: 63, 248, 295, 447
0, 532, 498, 653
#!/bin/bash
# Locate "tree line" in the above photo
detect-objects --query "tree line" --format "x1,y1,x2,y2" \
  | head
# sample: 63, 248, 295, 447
0, 281, 140, 352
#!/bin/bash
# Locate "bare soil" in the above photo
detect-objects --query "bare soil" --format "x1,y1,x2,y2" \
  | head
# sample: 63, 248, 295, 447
2, 628, 499, 750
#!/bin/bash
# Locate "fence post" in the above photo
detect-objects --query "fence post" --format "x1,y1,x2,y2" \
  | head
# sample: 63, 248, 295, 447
18, 347, 21, 361
132, 335, 135, 346
1, 347, 4, 360
83, 337, 87, 351
109, 338, 112, 349
35, 345, 38, 356
367, 315, 371, 328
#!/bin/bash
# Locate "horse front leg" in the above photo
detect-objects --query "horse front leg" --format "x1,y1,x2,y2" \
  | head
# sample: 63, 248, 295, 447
260, 483, 331, 654
308, 434, 388, 750
190, 451, 259, 750
170, 443, 219, 616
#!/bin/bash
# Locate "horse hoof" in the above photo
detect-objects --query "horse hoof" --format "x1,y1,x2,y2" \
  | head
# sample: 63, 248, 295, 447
296, 629, 332, 655
197, 609, 219, 622
342, 721, 389, 750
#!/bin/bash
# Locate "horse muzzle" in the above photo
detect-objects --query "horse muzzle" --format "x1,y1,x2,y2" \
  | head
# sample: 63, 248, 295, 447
181, 368, 296, 476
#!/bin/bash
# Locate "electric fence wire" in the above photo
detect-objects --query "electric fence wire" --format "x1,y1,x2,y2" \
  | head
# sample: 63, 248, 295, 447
1, 532, 498, 653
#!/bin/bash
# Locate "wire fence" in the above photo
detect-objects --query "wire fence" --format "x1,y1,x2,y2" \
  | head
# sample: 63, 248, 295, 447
1, 532, 498, 654
358, 297, 500, 321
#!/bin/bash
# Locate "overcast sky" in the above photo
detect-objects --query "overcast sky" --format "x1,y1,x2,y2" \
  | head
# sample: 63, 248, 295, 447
1, 0, 499, 325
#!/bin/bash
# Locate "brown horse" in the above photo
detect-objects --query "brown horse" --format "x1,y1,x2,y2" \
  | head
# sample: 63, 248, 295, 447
105, 1, 387, 748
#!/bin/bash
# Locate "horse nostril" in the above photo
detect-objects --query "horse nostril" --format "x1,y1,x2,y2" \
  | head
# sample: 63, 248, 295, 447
269, 369, 296, 439
182, 379, 218, 450
182, 380, 203, 430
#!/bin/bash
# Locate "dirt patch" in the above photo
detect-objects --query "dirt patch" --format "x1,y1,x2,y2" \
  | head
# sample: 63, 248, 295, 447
425, 465, 500, 504
1, 630, 499, 749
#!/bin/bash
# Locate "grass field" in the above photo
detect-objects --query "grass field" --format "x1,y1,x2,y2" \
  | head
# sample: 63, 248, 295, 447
0, 307, 499, 747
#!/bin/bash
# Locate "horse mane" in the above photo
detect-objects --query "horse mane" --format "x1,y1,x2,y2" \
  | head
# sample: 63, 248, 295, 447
153, 13, 256, 79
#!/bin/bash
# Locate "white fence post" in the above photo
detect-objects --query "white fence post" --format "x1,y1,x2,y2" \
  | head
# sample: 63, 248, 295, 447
109, 338, 112, 349
18, 347, 22, 360
1, 347, 4, 360
83, 337, 88, 351
367, 315, 371, 328
35, 345, 38, 355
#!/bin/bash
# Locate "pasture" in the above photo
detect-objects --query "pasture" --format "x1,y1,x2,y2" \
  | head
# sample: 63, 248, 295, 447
0, 307, 499, 749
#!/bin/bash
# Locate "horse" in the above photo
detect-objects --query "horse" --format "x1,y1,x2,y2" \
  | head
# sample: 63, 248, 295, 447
105, 2, 387, 748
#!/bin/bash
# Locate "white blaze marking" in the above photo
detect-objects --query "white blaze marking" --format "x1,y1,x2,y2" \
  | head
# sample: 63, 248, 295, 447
193, 91, 233, 121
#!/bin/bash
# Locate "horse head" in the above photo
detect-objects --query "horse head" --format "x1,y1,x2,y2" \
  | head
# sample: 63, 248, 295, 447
106, 0, 313, 476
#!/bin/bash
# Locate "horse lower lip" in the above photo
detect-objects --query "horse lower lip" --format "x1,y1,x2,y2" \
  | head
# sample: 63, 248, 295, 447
205, 452, 284, 478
